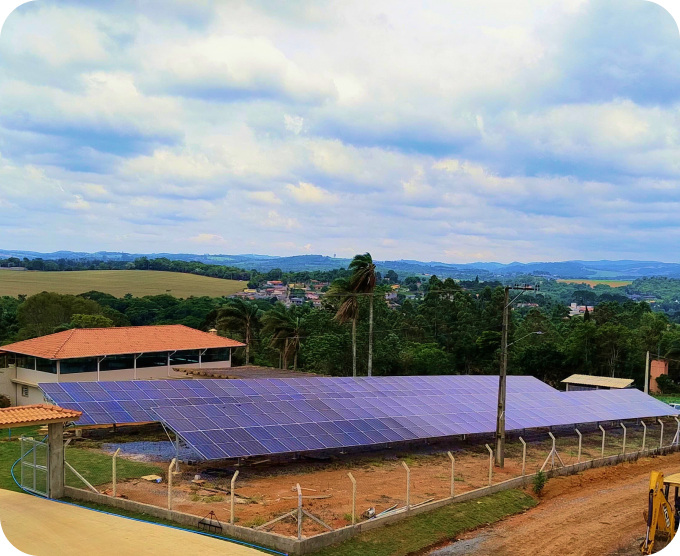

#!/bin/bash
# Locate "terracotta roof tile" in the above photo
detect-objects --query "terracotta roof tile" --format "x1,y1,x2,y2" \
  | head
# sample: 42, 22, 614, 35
0, 404, 82, 428
0, 325, 244, 360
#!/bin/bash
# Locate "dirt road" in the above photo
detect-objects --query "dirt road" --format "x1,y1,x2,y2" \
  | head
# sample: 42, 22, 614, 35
429, 451, 680, 556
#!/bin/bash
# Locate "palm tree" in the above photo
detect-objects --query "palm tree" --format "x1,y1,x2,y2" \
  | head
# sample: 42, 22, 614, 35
329, 277, 359, 377
349, 253, 377, 376
215, 298, 261, 365
262, 304, 304, 370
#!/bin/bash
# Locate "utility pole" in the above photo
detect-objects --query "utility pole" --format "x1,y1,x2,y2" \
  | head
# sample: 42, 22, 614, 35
644, 351, 650, 394
495, 284, 539, 468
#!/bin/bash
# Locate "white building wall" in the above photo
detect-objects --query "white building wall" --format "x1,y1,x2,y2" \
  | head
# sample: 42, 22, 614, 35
18, 384, 49, 406
11, 360, 231, 406
0, 364, 17, 406
16, 367, 58, 385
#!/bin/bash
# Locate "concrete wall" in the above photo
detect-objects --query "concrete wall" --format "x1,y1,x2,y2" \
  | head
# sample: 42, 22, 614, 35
63, 442, 680, 555
0, 364, 17, 405
18, 384, 49, 406
651, 359, 669, 394
16, 366, 56, 385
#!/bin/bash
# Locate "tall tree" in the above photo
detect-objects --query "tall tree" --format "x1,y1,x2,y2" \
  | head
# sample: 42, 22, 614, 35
329, 277, 359, 377
349, 253, 377, 376
215, 299, 261, 364
262, 303, 304, 370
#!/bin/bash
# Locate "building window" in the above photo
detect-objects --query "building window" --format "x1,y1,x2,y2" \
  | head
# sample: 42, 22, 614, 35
16, 355, 36, 370
21, 386, 29, 398
136, 352, 168, 369
202, 348, 231, 363
60, 357, 98, 374
36, 358, 58, 374
170, 349, 199, 366
100, 354, 135, 372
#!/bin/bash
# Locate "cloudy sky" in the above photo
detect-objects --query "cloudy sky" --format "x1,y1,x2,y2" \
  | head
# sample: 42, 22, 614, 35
1, 0, 680, 263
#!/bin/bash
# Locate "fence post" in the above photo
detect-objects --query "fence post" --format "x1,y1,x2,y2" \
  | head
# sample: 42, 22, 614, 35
485, 444, 493, 486
641, 420, 647, 453
548, 432, 557, 469
401, 461, 410, 511
658, 419, 664, 449
297, 483, 303, 540
168, 458, 176, 510
621, 423, 627, 455
230, 470, 239, 525
112, 448, 120, 498
447, 452, 455, 497
348, 473, 356, 525
575, 429, 582, 463
599, 425, 606, 459
519, 437, 526, 476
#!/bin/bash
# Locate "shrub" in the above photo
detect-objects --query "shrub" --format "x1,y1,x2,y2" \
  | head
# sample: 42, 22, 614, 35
0, 395, 10, 409
533, 470, 547, 495
656, 375, 680, 394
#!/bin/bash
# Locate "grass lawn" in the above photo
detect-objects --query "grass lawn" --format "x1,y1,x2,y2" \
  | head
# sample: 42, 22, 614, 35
0, 429, 159, 492
0, 270, 245, 298
653, 395, 680, 405
310, 489, 536, 556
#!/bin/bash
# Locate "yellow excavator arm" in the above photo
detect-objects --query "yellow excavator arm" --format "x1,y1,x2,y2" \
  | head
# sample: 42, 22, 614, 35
642, 471, 678, 554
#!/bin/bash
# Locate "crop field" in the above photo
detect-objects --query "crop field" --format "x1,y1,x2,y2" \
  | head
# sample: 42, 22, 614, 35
556, 279, 632, 288
0, 270, 245, 298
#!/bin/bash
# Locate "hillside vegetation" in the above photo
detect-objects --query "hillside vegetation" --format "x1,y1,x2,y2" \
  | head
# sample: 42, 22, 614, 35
0, 270, 244, 298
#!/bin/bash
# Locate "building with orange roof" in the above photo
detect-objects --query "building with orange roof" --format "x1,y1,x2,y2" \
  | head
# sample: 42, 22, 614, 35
0, 325, 244, 406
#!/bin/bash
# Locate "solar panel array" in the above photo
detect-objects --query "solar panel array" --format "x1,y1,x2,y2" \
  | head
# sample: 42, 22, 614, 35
40, 376, 679, 461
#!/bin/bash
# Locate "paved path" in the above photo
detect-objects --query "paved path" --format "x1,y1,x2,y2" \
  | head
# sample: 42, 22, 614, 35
0, 489, 265, 556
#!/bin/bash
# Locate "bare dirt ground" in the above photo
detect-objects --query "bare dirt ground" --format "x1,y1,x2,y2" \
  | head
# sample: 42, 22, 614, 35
96, 421, 675, 540
429, 450, 680, 556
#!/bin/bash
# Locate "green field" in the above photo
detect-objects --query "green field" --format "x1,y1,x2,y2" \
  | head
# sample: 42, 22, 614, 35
556, 279, 632, 288
0, 270, 245, 298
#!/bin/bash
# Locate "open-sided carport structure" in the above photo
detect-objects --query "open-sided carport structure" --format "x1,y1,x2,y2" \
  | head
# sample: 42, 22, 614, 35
40, 375, 680, 462
0, 404, 81, 497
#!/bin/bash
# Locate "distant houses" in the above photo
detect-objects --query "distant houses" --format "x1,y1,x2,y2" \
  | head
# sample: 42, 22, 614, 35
230, 279, 328, 307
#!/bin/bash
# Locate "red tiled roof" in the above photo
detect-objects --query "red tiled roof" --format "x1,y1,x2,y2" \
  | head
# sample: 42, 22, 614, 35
0, 325, 244, 360
0, 404, 82, 428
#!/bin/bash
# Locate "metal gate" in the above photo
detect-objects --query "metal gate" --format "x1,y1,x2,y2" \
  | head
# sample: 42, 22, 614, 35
20, 436, 49, 497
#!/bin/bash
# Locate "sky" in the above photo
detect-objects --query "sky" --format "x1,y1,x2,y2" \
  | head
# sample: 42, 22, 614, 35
1, 0, 680, 263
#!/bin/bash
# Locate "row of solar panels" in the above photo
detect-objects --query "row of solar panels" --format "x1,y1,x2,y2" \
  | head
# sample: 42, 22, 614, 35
39, 376, 553, 426
40, 376, 679, 461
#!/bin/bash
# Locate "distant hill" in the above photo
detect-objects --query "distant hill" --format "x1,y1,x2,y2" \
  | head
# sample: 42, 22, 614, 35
2, 249, 680, 279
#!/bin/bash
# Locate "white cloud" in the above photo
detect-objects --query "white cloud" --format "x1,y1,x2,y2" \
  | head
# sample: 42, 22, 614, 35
189, 233, 228, 244
248, 191, 282, 204
1, 1, 680, 261
286, 182, 339, 204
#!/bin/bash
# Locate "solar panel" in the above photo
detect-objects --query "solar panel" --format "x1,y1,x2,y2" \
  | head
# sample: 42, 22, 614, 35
40, 376, 679, 459
41, 376, 549, 425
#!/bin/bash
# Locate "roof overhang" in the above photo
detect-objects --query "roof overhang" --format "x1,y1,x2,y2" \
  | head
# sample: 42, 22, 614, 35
0, 404, 82, 429
562, 374, 634, 389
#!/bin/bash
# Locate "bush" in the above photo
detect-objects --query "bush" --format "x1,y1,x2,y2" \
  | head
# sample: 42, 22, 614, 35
533, 470, 547, 495
0, 395, 9, 408
656, 375, 680, 394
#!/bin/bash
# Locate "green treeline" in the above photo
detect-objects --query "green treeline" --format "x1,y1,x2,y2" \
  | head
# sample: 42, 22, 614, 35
0, 256, 352, 288
2, 275, 679, 390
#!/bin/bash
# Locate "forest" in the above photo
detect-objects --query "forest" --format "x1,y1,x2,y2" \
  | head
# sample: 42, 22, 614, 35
1, 262, 679, 391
